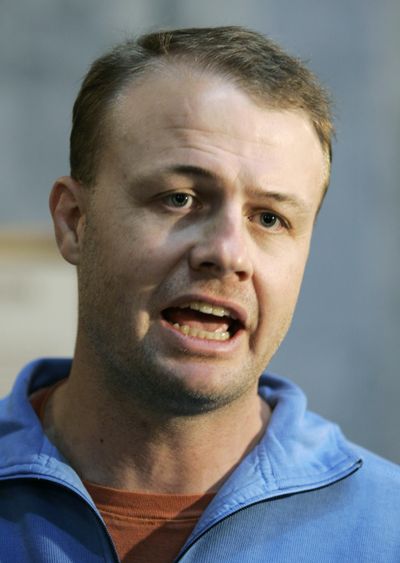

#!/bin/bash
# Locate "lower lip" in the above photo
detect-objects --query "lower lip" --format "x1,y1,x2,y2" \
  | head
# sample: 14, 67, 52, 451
158, 319, 245, 355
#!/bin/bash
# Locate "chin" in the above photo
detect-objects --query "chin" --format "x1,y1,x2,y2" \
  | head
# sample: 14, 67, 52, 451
105, 353, 256, 417
140, 379, 251, 417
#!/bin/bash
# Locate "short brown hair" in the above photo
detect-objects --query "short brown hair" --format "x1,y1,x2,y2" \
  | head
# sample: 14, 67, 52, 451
70, 26, 334, 190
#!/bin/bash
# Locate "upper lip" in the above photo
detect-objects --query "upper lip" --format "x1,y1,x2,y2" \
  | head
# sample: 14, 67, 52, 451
161, 294, 248, 328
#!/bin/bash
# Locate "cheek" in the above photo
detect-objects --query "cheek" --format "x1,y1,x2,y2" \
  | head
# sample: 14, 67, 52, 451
99, 226, 188, 298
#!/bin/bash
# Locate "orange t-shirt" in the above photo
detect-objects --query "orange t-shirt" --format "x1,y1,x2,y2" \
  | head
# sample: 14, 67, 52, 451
30, 383, 214, 562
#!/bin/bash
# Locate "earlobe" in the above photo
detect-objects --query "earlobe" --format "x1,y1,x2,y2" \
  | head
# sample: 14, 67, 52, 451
49, 177, 86, 265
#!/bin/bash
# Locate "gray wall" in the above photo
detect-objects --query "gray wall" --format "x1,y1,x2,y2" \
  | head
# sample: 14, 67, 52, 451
1, 0, 399, 463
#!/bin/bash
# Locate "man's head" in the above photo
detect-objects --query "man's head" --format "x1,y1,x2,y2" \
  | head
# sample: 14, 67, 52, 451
70, 26, 333, 194
51, 27, 332, 416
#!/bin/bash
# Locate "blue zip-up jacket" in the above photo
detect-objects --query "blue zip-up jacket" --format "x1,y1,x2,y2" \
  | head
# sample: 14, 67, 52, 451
1, 358, 399, 562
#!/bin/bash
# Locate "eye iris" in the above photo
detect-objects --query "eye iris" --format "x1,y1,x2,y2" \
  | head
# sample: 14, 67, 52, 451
261, 212, 278, 227
171, 193, 189, 207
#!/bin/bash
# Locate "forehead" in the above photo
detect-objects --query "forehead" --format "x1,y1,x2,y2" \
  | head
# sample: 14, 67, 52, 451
101, 68, 326, 194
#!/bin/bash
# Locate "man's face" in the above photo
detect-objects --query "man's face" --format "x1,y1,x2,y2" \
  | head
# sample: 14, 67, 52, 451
76, 68, 326, 415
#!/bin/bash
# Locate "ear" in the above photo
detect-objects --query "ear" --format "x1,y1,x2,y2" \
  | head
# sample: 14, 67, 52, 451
49, 176, 87, 265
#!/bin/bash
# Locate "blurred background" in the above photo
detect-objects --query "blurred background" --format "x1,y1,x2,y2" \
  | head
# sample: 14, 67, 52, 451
0, 0, 399, 463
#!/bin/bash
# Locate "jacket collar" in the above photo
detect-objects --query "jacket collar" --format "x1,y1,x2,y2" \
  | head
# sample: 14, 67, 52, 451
0, 358, 362, 514
0, 358, 90, 500
187, 373, 362, 542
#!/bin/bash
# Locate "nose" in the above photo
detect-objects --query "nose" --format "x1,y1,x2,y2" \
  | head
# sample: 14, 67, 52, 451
188, 209, 253, 281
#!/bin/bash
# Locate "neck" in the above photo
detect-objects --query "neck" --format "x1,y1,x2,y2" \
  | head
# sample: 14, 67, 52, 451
44, 361, 271, 495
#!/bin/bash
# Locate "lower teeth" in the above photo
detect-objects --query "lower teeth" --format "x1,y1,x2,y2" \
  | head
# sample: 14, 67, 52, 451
172, 323, 230, 341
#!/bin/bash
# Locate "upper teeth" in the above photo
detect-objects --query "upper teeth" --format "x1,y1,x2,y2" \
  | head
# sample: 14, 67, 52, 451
179, 301, 236, 319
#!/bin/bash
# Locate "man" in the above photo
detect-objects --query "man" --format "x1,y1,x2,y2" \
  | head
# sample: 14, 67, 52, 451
0, 26, 398, 562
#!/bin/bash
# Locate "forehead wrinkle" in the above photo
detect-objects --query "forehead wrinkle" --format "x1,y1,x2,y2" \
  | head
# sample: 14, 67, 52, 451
165, 164, 217, 181
168, 121, 278, 147
162, 123, 282, 177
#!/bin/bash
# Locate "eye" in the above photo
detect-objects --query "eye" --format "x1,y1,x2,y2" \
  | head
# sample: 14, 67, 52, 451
164, 193, 194, 208
259, 212, 284, 231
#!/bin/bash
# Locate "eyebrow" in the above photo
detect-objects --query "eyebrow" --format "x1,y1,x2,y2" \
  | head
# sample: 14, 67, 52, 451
164, 164, 312, 214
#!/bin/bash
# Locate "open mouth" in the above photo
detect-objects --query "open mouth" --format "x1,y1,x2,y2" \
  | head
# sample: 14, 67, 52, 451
162, 301, 243, 341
